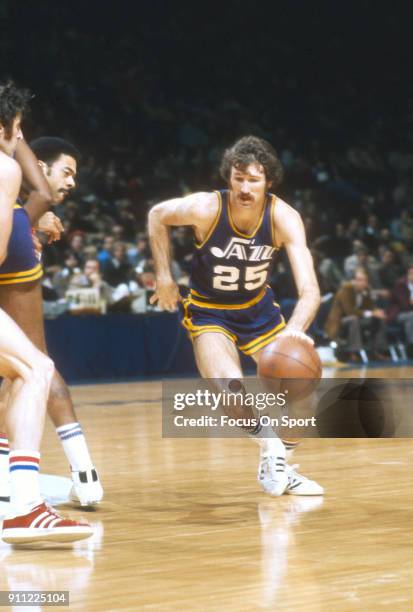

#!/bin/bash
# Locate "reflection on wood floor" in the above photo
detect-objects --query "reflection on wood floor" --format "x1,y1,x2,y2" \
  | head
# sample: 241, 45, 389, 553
1, 364, 413, 610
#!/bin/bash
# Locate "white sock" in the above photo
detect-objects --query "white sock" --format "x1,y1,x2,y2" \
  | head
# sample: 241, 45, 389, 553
9, 450, 42, 515
0, 433, 10, 499
248, 418, 286, 458
56, 422, 94, 471
282, 439, 300, 461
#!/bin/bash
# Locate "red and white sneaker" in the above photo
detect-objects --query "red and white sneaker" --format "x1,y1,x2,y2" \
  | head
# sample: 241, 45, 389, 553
1, 502, 93, 544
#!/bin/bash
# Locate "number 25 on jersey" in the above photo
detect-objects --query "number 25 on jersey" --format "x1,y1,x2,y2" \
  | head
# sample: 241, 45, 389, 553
212, 262, 270, 291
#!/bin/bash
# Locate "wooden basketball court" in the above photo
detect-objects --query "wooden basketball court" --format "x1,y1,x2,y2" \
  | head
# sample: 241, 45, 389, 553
1, 364, 413, 610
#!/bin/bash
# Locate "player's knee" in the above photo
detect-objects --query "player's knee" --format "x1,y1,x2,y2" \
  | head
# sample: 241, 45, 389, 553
32, 354, 55, 391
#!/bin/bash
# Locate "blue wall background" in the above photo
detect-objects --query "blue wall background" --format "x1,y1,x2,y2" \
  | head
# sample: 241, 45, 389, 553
45, 314, 255, 383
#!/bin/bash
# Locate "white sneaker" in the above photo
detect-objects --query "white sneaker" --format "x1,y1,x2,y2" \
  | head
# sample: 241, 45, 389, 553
258, 454, 288, 496
70, 468, 103, 507
285, 464, 324, 495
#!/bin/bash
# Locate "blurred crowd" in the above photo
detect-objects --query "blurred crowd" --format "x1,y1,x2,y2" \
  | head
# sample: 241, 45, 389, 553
5, 2, 411, 359
37, 128, 413, 361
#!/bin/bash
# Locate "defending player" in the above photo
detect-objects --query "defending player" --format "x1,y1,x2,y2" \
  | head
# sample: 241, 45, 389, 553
148, 136, 323, 496
0, 80, 92, 542
0, 136, 103, 507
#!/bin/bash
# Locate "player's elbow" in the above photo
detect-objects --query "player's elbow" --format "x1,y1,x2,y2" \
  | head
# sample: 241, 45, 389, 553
148, 204, 167, 234
147, 206, 160, 234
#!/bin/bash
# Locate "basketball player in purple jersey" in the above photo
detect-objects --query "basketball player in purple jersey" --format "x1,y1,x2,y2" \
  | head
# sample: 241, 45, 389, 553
0, 80, 92, 542
0, 137, 103, 507
148, 136, 323, 496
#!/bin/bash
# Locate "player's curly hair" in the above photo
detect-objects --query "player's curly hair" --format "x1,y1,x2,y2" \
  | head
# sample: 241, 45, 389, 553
220, 135, 284, 188
0, 80, 32, 137
30, 137, 81, 165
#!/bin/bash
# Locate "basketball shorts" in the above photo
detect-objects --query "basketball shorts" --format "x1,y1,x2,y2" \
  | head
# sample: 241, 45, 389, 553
182, 286, 285, 355
0, 205, 42, 285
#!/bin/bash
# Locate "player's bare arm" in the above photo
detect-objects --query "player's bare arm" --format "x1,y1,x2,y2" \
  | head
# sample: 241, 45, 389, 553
14, 138, 53, 225
274, 198, 321, 339
148, 191, 219, 311
0, 154, 22, 264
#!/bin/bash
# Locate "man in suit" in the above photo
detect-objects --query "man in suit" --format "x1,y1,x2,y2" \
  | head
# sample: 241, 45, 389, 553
387, 264, 413, 347
325, 267, 387, 360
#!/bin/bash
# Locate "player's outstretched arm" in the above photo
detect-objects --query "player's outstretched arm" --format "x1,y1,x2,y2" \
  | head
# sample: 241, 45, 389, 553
148, 192, 218, 311
0, 155, 22, 265
275, 199, 321, 339
15, 138, 53, 225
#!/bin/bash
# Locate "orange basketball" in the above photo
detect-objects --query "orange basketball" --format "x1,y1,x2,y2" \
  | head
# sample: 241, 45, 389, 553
258, 336, 322, 400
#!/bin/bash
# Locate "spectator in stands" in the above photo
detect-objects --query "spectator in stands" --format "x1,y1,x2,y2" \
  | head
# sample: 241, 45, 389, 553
102, 241, 133, 287
68, 258, 110, 292
65, 258, 112, 314
98, 235, 115, 270
344, 243, 380, 288
127, 233, 150, 267
387, 264, 413, 350
363, 214, 380, 250
312, 249, 344, 294
52, 251, 81, 298
313, 223, 351, 266
378, 249, 402, 292
112, 225, 126, 242
136, 260, 156, 290
347, 218, 363, 241
325, 267, 388, 361
67, 231, 86, 266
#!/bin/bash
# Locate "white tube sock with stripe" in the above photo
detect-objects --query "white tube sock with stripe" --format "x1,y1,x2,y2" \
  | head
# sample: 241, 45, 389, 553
248, 418, 286, 458
9, 450, 42, 515
56, 423, 94, 471
0, 433, 10, 500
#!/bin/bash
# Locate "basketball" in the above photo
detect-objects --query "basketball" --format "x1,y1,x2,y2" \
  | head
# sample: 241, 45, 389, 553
258, 336, 322, 379
258, 336, 322, 400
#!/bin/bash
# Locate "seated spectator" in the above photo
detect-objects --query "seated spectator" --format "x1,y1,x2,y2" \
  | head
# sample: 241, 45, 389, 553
325, 267, 388, 361
312, 249, 344, 294
347, 218, 363, 241
52, 251, 81, 298
66, 258, 113, 314
98, 235, 115, 270
377, 249, 402, 292
136, 260, 156, 290
387, 264, 413, 350
363, 213, 380, 250
102, 241, 133, 287
344, 243, 380, 288
127, 232, 150, 267
66, 231, 86, 267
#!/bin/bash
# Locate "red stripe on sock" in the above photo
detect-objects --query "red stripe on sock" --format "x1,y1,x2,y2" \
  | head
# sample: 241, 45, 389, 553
9, 455, 40, 464
0, 443, 9, 449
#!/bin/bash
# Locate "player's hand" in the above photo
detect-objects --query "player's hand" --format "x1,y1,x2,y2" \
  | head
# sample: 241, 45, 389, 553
37, 212, 64, 243
150, 280, 181, 312
32, 232, 43, 261
277, 328, 314, 346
